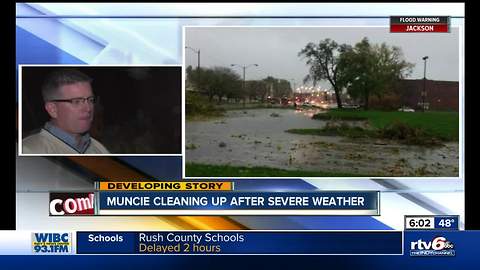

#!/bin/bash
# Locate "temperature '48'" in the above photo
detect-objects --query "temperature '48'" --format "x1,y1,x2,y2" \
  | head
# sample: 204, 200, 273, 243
438, 219, 455, 228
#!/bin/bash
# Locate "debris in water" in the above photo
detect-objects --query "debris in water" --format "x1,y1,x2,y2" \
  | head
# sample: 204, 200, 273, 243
374, 140, 388, 145
186, 143, 197, 150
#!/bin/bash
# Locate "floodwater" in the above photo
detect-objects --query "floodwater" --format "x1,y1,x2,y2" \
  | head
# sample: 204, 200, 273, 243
185, 108, 459, 177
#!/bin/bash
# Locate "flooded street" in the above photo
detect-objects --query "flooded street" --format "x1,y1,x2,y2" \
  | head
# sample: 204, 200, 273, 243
185, 108, 459, 177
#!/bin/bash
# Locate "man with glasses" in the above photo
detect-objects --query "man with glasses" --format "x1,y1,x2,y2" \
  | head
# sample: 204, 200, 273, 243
22, 69, 110, 154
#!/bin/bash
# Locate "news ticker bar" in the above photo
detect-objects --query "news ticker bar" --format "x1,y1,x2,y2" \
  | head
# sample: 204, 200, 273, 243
49, 190, 380, 216
15, 230, 478, 256
76, 231, 403, 255
390, 16, 450, 32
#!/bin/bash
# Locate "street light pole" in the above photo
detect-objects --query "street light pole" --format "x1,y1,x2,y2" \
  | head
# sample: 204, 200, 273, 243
197, 49, 200, 70
186, 46, 200, 70
242, 66, 246, 93
422, 56, 429, 112
290, 78, 296, 97
231, 63, 259, 107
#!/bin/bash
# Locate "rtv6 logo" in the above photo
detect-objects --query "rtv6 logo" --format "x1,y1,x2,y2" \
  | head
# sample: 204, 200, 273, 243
410, 236, 454, 250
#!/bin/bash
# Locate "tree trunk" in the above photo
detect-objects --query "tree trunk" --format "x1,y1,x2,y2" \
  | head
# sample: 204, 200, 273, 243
364, 89, 370, 110
333, 86, 343, 109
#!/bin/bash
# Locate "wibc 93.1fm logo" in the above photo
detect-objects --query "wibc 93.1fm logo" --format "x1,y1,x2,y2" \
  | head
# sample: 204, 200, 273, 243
32, 233, 72, 254
410, 236, 455, 257
49, 192, 95, 216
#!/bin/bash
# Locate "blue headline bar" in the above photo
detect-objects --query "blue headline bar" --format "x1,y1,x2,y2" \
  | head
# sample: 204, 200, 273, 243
98, 191, 378, 210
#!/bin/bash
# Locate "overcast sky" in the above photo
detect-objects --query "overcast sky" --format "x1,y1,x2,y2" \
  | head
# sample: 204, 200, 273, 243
185, 27, 460, 91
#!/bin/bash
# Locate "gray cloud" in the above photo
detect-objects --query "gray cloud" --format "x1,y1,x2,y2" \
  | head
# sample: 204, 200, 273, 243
185, 27, 459, 91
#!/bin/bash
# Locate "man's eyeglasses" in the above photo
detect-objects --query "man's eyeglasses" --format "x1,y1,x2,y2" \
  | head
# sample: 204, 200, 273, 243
50, 96, 97, 106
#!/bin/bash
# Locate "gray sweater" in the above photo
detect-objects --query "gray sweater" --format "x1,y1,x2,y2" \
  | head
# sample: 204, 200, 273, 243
22, 129, 110, 154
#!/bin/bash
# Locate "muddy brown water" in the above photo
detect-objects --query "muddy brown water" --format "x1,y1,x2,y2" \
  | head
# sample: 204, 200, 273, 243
185, 108, 459, 177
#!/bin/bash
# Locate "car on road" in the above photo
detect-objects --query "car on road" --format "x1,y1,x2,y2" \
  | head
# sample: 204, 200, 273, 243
343, 104, 360, 109
398, 106, 415, 112
302, 102, 313, 107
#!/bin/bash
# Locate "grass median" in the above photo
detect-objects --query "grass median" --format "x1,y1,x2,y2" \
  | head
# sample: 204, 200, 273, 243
301, 109, 459, 145
312, 109, 458, 141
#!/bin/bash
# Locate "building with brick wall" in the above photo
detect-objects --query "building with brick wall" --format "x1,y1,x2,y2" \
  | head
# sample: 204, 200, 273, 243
397, 79, 459, 111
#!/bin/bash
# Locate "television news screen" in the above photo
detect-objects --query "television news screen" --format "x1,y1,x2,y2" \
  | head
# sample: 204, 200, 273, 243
8, 2, 476, 268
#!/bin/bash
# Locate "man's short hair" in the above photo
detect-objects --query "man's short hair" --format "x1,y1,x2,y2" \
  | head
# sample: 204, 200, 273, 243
42, 69, 93, 102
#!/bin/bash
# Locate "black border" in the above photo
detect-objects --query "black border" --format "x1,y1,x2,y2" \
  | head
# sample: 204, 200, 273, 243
463, 1, 477, 230
4, 0, 16, 230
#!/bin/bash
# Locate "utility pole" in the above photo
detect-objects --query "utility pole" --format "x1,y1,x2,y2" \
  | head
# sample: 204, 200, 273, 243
422, 56, 429, 112
186, 46, 200, 70
231, 63, 259, 107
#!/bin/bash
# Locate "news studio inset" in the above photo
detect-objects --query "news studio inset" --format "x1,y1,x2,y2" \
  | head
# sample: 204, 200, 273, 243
11, 2, 472, 267
19, 66, 182, 155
